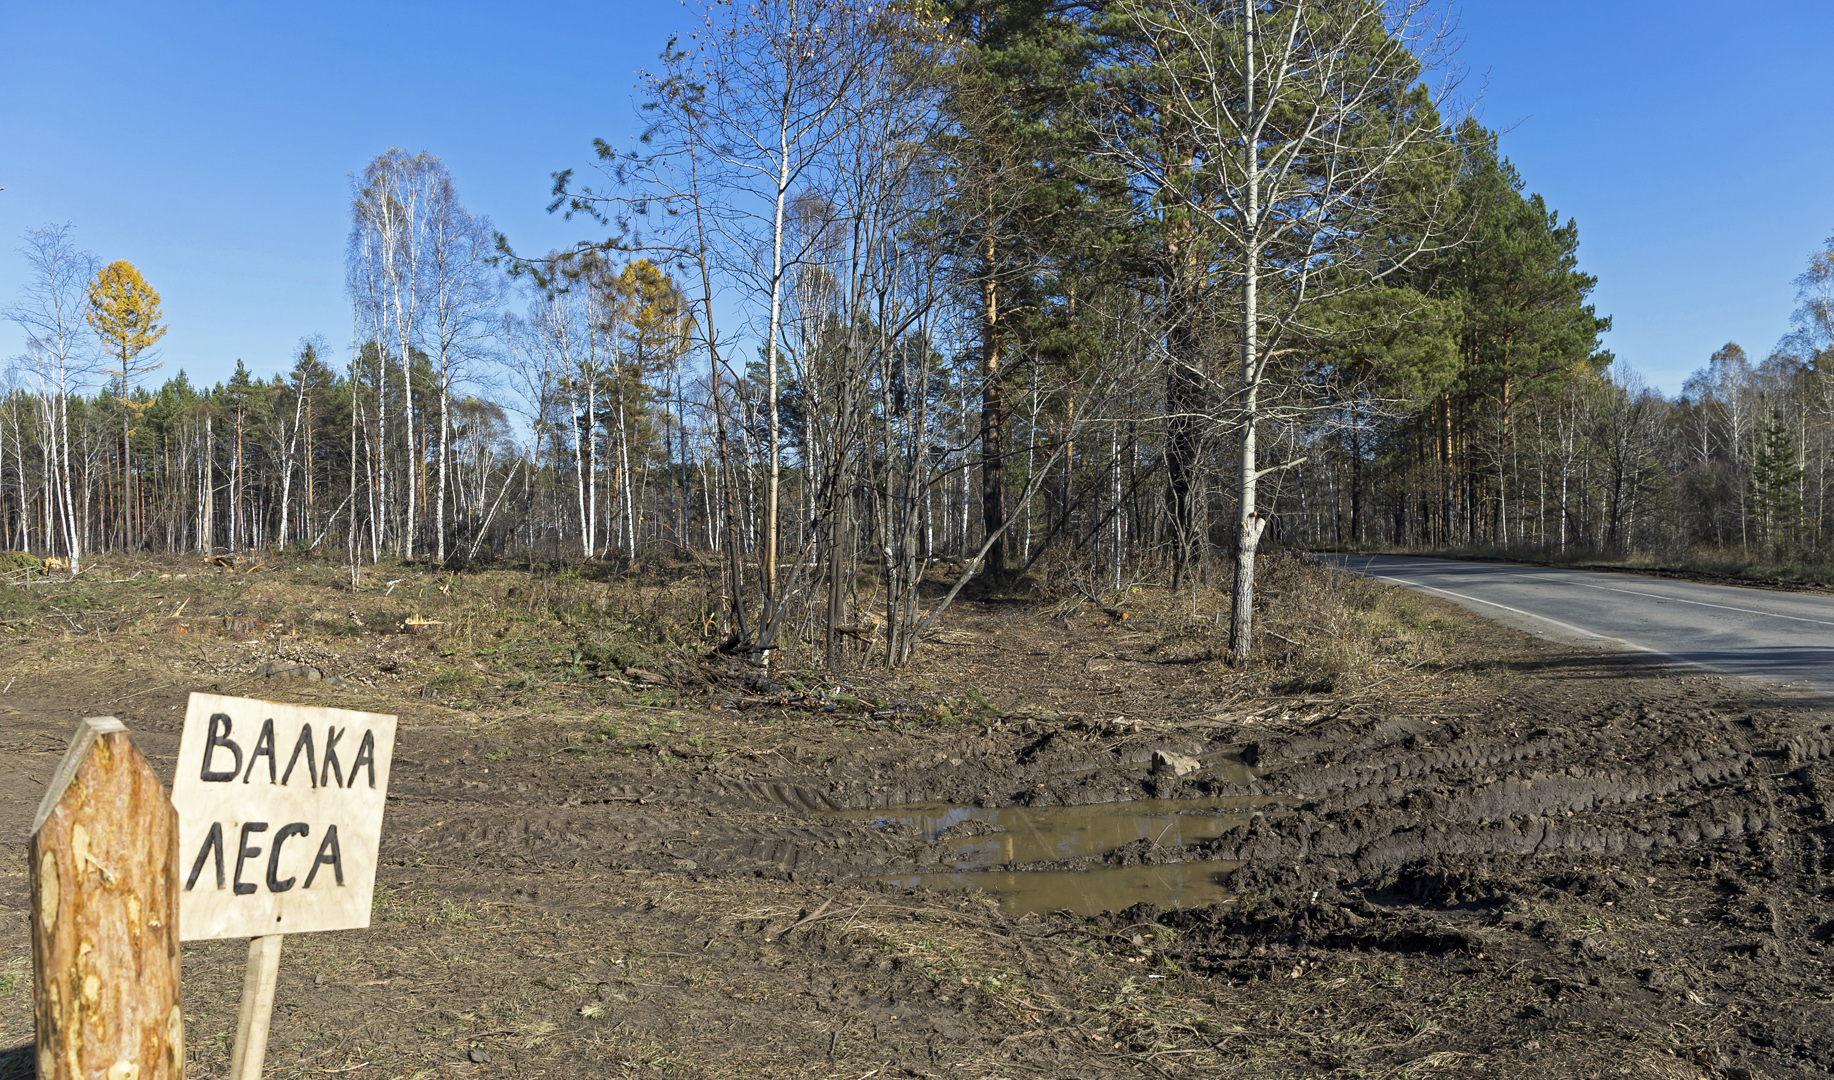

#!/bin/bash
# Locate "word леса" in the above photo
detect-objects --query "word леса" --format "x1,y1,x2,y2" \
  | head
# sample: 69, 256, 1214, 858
186, 820, 341, 895
184, 713, 379, 895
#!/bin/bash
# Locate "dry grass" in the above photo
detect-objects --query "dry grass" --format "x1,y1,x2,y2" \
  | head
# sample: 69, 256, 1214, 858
1253, 549, 1464, 693
1042, 549, 1468, 701
0, 552, 726, 709
0, 548, 1471, 727
1339, 539, 1834, 591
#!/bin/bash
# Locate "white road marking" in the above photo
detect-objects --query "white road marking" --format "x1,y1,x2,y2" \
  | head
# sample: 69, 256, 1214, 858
1387, 558, 1834, 628
1370, 575, 1650, 649
1554, 579, 1834, 629
1339, 558, 1822, 687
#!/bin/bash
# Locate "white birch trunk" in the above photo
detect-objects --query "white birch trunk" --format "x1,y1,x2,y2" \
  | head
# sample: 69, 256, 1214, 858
1228, 1, 1266, 666
276, 388, 305, 549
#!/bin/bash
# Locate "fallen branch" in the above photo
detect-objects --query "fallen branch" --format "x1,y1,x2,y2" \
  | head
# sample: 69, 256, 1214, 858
771, 896, 835, 937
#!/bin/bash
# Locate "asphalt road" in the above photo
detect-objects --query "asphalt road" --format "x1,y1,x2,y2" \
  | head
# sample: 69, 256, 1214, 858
1327, 554, 1834, 693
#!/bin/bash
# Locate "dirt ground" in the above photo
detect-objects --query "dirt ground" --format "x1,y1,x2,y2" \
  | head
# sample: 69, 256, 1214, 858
1, 554, 1832, 1079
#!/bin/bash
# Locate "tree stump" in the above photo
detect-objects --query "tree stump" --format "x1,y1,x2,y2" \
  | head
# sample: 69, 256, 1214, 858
30, 717, 183, 1080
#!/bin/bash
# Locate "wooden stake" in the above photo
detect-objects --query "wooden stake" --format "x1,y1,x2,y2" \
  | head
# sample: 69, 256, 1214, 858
228, 935, 284, 1080
30, 716, 184, 1080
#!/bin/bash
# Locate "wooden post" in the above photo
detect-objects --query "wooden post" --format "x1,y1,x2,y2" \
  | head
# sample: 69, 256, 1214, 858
30, 716, 184, 1080
227, 935, 283, 1080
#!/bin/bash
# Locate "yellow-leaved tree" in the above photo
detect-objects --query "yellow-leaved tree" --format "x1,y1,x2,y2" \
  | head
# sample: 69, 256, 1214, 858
86, 259, 167, 549
609, 259, 692, 563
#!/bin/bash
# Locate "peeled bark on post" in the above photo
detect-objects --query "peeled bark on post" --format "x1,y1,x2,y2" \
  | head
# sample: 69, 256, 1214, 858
30, 716, 183, 1080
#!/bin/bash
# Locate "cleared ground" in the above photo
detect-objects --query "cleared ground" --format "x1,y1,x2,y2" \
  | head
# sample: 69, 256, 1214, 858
1, 553, 1831, 1078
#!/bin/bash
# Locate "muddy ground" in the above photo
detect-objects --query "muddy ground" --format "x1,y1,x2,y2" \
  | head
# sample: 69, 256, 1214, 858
1, 555, 1832, 1079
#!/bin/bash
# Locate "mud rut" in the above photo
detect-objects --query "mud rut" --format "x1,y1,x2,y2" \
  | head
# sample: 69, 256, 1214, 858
378, 640, 1834, 1076
4, 595, 1834, 1078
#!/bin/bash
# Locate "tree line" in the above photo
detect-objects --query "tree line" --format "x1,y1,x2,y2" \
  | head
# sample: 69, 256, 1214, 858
5, 0, 1828, 668
1290, 146, 1834, 566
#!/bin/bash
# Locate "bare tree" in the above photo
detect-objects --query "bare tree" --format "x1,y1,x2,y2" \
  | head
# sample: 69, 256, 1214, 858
1683, 344, 1758, 552
273, 337, 321, 549
531, 271, 604, 559
351, 148, 439, 557
673, 0, 881, 618
424, 177, 504, 563
5, 224, 96, 572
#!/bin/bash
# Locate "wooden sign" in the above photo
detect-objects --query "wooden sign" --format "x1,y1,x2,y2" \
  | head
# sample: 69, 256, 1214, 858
30, 717, 183, 1080
170, 693, 397, 941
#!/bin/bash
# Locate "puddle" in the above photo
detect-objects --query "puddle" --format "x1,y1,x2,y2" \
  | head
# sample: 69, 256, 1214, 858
883, 862, 1246, 917
835, 796, 1271, 916
838, 798, 1263, 866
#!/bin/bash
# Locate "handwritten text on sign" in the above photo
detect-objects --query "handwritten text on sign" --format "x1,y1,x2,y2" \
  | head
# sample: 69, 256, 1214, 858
171, 693, 397, 941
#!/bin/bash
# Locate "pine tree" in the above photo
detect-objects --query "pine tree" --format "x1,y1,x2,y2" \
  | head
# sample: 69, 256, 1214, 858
1750, 411, 1803, 555
1404, 123, 1612, 547
939, 0, 1109, 578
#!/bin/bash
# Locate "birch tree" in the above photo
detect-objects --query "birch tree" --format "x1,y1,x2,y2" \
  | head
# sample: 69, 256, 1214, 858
1098, 0, 1462, 662
6, 225, 95, 572
526, 271, 603, 559
675, 0, 879, 617
548, 40, 758, 645
424, 177, 503, 563
351, 149, 438, 557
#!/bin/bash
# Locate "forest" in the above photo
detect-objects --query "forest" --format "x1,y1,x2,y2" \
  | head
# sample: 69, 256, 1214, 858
5, 0, 1833, 669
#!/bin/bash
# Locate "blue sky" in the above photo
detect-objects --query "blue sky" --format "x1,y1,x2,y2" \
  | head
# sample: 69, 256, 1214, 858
2, 1, 1830, 395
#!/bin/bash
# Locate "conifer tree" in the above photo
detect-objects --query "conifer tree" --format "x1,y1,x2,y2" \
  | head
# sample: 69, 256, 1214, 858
939, 0, 1109, 578
1750, 411, 1803, 553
